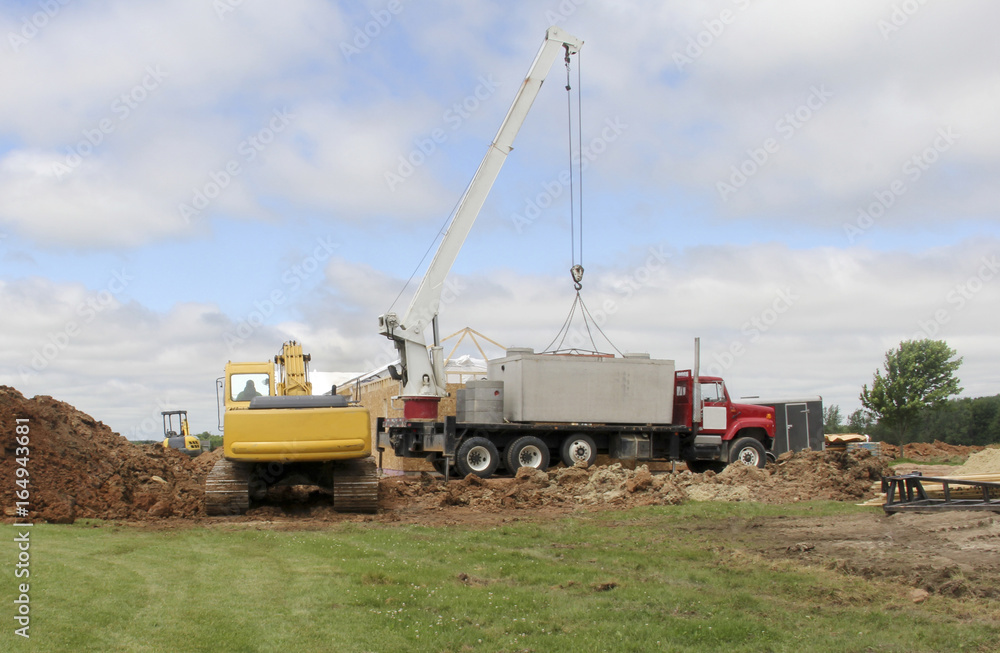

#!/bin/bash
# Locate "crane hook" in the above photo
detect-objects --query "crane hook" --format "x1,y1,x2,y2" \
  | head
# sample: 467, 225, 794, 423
570, 264, 584, 291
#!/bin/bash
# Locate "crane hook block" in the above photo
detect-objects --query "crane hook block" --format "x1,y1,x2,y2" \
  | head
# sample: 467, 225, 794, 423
570, 264, 584, 290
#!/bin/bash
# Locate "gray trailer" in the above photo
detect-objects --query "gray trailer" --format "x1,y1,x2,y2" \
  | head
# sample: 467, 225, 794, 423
743, 396, 824, 456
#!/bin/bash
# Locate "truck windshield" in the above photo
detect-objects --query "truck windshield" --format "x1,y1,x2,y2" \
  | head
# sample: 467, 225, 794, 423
231, 374, 270, 401
700, 381, 724, 403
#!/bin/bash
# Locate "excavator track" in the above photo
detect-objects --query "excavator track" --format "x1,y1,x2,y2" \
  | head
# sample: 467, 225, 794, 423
332, 457, 378, 513
205, 459, 251, 516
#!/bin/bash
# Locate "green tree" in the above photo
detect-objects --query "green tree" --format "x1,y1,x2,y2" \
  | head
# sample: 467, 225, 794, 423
846, 408, 875, 434
860, 339, 963, 454
823, 404, 844, 434
913, 399, 969, 444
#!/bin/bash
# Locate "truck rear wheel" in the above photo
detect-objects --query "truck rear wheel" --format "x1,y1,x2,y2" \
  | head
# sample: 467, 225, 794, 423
560, 434, 597, 468
456, 437, 500, 478
506, 436, 550, 473
729, 437, 766, 468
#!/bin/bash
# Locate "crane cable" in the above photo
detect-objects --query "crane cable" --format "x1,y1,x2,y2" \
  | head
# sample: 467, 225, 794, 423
541, 47, 622, 357
565, 46, 583, 291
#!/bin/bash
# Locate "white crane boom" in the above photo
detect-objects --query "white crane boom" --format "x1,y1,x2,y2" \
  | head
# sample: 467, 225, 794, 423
378, 27, 583, 413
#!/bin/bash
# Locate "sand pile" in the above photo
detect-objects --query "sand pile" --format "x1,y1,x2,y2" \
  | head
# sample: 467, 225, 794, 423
0, 386, 211, 523
957, 447, 1000, 475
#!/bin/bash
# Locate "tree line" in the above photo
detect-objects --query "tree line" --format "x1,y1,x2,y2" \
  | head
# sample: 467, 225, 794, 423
825, 394, 1000, 446
822, 339, 998, 448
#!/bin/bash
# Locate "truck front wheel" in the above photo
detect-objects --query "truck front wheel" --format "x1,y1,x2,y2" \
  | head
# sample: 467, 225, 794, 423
456, 437, 500, 478
560, 434, 597, 468
729, 437, 766, 468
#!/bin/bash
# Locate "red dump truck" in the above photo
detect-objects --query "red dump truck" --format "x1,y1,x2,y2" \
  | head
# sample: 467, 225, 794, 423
377, 347, 776, 478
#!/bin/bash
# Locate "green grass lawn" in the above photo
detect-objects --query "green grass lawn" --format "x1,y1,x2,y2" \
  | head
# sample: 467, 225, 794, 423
3, 502, 998, 652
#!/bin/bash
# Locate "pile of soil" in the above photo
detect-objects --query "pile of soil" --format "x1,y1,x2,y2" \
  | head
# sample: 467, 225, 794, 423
0, 386, 211, 523
379, 449, 890, 514
883, 440, 986, 461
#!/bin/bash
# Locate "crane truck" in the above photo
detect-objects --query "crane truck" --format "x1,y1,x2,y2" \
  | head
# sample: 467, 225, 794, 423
375, 26, 777, 477
205, 341, 376, 515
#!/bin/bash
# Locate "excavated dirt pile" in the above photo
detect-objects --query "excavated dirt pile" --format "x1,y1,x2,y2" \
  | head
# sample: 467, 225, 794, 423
380, 449, 891, 513
0, 386, 215, 523
883, 440, 986, 461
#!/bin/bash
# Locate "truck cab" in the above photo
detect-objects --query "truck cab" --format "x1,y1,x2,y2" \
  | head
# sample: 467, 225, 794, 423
674, 371, 776, 471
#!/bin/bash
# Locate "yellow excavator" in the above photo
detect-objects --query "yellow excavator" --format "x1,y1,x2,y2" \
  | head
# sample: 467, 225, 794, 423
160, 410, 202, 456
205, 341, 377, 515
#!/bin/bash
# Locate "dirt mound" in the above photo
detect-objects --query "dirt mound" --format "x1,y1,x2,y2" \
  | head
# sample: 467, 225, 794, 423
884, 440, 986, 461
379, 449, 889, 513
958, 447, 1000, 474
0, 386, 209, 523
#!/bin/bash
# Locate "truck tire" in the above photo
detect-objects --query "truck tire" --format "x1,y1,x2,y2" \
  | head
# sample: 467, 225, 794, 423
560, 434, 597, 468
456, 437, 500, 478
729, 437, 766, 468
505, 436, 550, 473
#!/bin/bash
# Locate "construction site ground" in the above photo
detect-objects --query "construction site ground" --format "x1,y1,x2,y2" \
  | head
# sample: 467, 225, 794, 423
4, 385, 1000, 601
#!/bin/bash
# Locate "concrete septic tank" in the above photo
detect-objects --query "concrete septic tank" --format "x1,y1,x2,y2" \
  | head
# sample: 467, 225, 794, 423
487, 348, 675, 425
456, 380, 504, 424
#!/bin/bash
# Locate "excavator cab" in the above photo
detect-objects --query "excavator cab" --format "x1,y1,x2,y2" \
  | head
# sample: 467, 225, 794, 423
222, 362, 275, 410
161, 410, 202, 457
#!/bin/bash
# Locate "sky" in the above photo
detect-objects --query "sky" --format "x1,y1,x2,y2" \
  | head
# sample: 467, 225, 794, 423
1, 0, 998, 438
